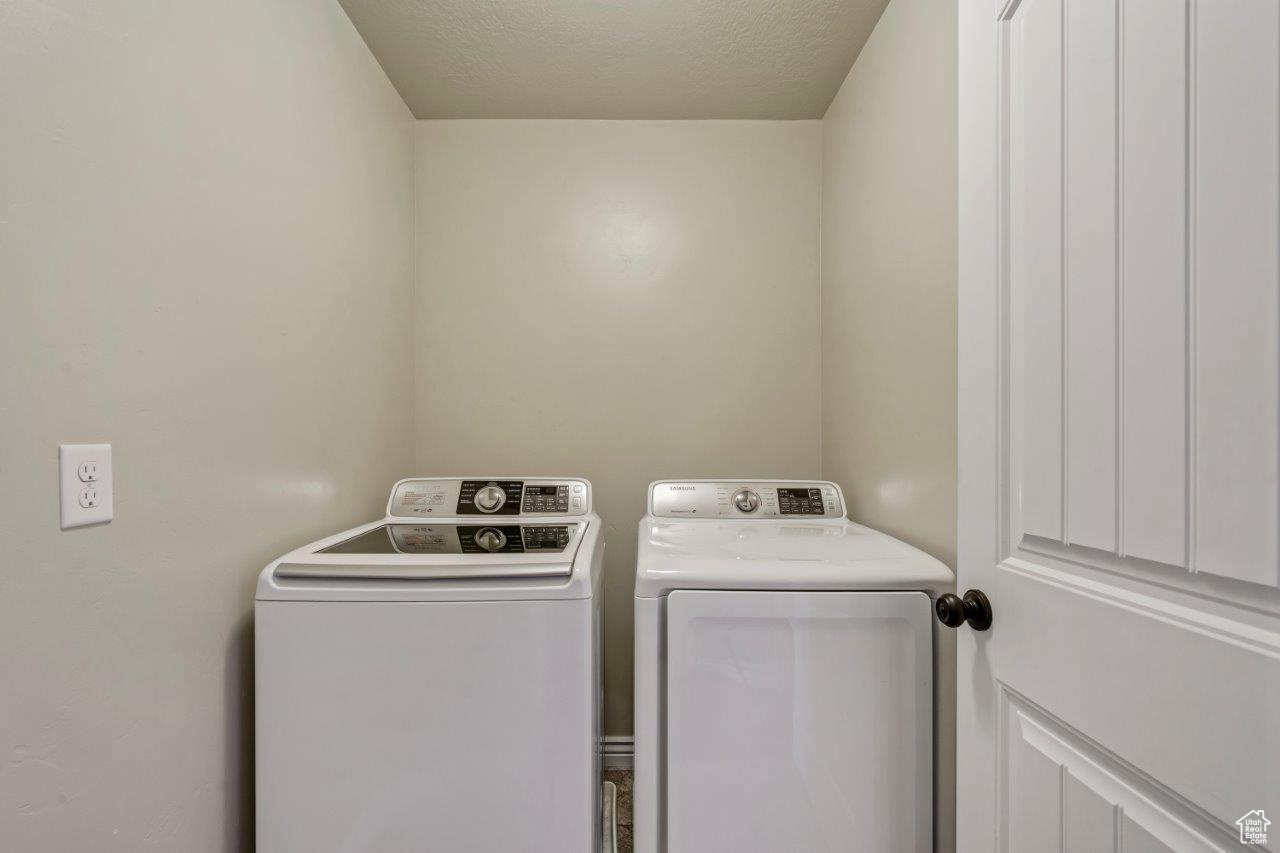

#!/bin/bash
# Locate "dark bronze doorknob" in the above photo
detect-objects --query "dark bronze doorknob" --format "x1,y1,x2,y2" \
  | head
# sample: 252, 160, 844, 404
935, 589, 993, 631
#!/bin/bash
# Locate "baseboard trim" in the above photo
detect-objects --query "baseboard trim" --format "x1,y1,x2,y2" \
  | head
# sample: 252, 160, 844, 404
602, 735, 634, 769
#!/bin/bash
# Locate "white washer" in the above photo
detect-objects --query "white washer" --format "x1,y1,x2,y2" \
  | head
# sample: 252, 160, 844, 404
633, 480, 953, 853
256, 477, 603, 853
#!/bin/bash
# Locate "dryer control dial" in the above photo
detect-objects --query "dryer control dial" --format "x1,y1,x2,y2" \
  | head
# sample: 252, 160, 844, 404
732, 488, 761, 513
474, 528, 507, 552
473, 485, 507, 514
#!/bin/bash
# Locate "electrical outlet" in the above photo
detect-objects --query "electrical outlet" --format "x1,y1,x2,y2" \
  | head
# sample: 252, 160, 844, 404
60, 444, 112, 529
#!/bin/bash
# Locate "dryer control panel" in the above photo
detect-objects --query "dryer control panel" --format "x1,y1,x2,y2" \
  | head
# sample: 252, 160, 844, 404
387, 477, 591, 519
650, 480, 845, 519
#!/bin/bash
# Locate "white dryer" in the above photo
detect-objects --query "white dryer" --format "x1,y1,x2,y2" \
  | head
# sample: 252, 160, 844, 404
256, 477, 603, 853
633, 480, 953, 853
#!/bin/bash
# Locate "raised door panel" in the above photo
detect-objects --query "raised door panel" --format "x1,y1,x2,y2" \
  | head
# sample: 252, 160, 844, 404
1063, 0, 1118, 552
1120, 0, 1187, 568
1009, 0, 1279, 583
1192, 0, 1280, 585
1002, 691, 1230, 851
999, 0, 1280, 842
1012, 0, 1066, 542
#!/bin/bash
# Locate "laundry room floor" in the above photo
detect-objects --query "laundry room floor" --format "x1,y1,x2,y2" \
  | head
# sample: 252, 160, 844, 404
604, 768, 633, 853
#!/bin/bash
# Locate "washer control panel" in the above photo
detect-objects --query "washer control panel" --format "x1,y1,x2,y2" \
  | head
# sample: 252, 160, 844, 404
650, 480, 844, 519
388, 477, 591, 518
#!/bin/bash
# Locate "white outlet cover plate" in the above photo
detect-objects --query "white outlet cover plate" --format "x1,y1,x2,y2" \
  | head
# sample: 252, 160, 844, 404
60, 443, 113, 529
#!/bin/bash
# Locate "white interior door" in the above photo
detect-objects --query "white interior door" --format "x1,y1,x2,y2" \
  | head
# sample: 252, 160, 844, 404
958, 0, 1279, 850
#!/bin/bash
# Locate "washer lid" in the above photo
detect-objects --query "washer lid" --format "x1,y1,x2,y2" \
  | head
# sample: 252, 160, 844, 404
257, 517, 598, 601
317, 522, 578, 558
634, 517, 953, 597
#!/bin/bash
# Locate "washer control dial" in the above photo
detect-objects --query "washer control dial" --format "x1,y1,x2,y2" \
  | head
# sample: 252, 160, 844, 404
473, 485, 507, 514
732, 488, 761, 513
474, 528, 507, 552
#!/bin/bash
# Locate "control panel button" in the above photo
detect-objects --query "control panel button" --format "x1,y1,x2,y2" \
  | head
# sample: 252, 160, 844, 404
732, 488, 761, 513
474, 485, 506, 513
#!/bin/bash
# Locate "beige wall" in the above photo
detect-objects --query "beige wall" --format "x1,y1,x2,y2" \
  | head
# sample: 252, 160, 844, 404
1, 0, 957, 838
414, 120, 823, 735
821, 0, 958, 847
821, 0, 957, 569
0, 1, 414, 849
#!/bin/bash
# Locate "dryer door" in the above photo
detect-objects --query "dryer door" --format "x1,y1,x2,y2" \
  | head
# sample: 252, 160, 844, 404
665, 589, 932, 853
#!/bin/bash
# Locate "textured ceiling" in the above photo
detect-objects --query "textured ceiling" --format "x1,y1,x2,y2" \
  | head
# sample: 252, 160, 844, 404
337, 0, 891, 119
